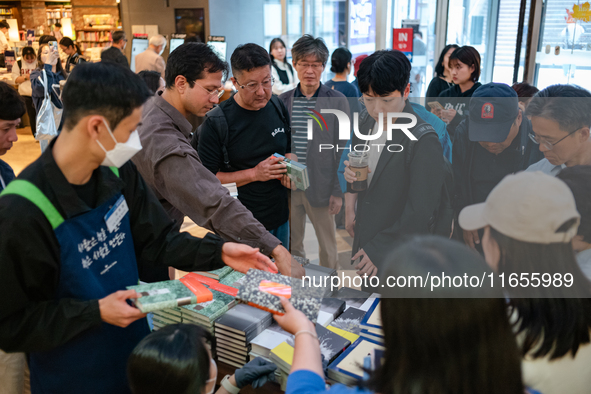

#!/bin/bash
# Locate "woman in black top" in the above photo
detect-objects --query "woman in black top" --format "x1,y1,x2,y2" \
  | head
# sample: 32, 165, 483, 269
324, 47, 360, 98
59, 37, 86, 74
426, 44, 459, 99
436, 46, 482, 141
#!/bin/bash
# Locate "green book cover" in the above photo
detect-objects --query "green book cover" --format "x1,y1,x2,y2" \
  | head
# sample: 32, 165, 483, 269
128, 280, 197, 313
219, 270, 246, 288
181, 289, 236, 322
195, 266, 233, 280
273, 153, 309, 191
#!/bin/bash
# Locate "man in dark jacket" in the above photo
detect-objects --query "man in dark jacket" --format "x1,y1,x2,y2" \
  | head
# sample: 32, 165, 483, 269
452, 83, 543, 249
0, 81, 26, 393
343, 50, 445, 280
101, 30, 128, 68
279, 35, 348, 269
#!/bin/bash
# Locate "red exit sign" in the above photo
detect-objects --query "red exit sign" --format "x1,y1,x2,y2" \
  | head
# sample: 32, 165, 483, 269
392, 28, 414, 52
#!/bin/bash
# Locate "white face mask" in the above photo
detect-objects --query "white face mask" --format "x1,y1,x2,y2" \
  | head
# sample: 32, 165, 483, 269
204, 359, 217, 394
96, 119, 142, 168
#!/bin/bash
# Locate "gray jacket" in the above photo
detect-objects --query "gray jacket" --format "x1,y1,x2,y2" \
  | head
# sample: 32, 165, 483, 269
133, 92, 281, 256
279, 83, 348, 207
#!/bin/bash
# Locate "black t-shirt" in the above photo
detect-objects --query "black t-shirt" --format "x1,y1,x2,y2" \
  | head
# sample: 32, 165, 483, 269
198, 96, 291, 230
470, 136, 521, 204
426, 76, 453, 99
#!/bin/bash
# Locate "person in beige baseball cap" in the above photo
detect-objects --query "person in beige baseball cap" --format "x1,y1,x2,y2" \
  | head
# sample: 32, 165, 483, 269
459, 171, 591, 394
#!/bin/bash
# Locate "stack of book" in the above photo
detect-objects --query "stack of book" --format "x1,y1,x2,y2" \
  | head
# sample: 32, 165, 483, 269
269, 323, 351, 378
152, 307, 182, 330
250, 323, 293, 360
181, 289, 237, 333
214, 304, 273, 368
328, 307, 367, 336
304, 263, 337, 297
317, 297, 346, 327
269, 341, 294, 375
194, 266, 234, 280
359, 299, 384, 343
273, 153, 309, 191
327, 337, 386, 385
333, 287, 371, 309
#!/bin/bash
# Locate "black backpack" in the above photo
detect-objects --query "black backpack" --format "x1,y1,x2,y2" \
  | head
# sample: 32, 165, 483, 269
405, 124, 455, 237
191, 95, 290, 171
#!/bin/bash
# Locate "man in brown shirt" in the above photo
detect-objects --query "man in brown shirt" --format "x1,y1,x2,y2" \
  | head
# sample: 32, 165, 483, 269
133, 42, 298, 279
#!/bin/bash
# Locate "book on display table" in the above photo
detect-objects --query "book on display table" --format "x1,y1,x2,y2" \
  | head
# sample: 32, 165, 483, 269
328, 307, 366, 336
327, 336, 386, 385
127, 278, 213, 313
236, 269, 323, 323
359, 298, 382, 331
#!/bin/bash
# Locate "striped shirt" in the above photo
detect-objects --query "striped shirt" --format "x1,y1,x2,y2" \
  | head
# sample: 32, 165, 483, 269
291, 97, 317, 165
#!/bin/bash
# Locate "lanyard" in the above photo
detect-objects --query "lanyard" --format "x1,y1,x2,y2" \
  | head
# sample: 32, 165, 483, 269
0, 173, 5, 190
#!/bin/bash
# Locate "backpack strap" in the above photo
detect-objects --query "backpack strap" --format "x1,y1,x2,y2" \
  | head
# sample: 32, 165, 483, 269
269, 95, 291, 132
405, 123, 438, 168
203, 105, 233, 171
0, 180, 64, 230
17, 59, 22, 70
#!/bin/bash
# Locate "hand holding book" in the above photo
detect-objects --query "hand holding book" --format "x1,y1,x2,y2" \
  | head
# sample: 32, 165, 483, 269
273, 296, 315, 335
221, 243, 278, 274
99, 289, 147, 328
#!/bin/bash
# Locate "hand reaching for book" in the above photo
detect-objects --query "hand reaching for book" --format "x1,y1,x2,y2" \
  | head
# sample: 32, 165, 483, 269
99, 290, 147, 328
273, 297, 315, 335
221, 243, 278, 274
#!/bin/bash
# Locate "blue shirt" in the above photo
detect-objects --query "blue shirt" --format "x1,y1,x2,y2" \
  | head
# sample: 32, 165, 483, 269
286, 370, 372, 394
0, 159, 15, 192
285, 369, 543, 394
324, 80, 360, 98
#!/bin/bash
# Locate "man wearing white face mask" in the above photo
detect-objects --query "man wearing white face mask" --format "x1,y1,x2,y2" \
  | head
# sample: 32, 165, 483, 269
0, 62, 277, 394
134, 34, 166, 77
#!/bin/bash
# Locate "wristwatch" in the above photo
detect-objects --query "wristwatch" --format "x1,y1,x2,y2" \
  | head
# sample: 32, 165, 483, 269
221, 374, 240, 394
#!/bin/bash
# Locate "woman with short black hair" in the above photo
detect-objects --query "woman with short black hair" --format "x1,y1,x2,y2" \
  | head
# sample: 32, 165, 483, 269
436, 45, 482, 141
460, 171, 591, 394
59, 37, 86, 74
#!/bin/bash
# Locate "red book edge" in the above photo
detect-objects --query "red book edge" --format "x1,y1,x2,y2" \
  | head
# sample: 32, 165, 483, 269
179, 275, 213, 303
185, 272, 239, 297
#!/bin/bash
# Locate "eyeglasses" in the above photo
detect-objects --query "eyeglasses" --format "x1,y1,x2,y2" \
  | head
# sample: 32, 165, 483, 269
296, 62, 324, 70
234, 78, 275, 92
528, 127, 580, 150
194, 82, 225, 99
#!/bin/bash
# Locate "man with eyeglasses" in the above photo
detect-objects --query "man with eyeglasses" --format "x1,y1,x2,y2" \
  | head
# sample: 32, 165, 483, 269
133, 43, 298, 281
197, 44, 293, 249
452, 83, 542, 250
526, 84, 591, 176
100, 30, 129, 68
278, 35, 349, 270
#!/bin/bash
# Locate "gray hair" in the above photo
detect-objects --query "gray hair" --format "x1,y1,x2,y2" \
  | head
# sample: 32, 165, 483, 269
149, 34, 167, 48
291, 34, 329, 65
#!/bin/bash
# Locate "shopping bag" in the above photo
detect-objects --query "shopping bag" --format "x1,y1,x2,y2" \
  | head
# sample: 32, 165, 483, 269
35, 69, 62, 141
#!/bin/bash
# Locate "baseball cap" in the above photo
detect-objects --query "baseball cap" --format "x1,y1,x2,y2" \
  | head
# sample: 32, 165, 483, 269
468, 83, 519, 143
459, 171, 580, 244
